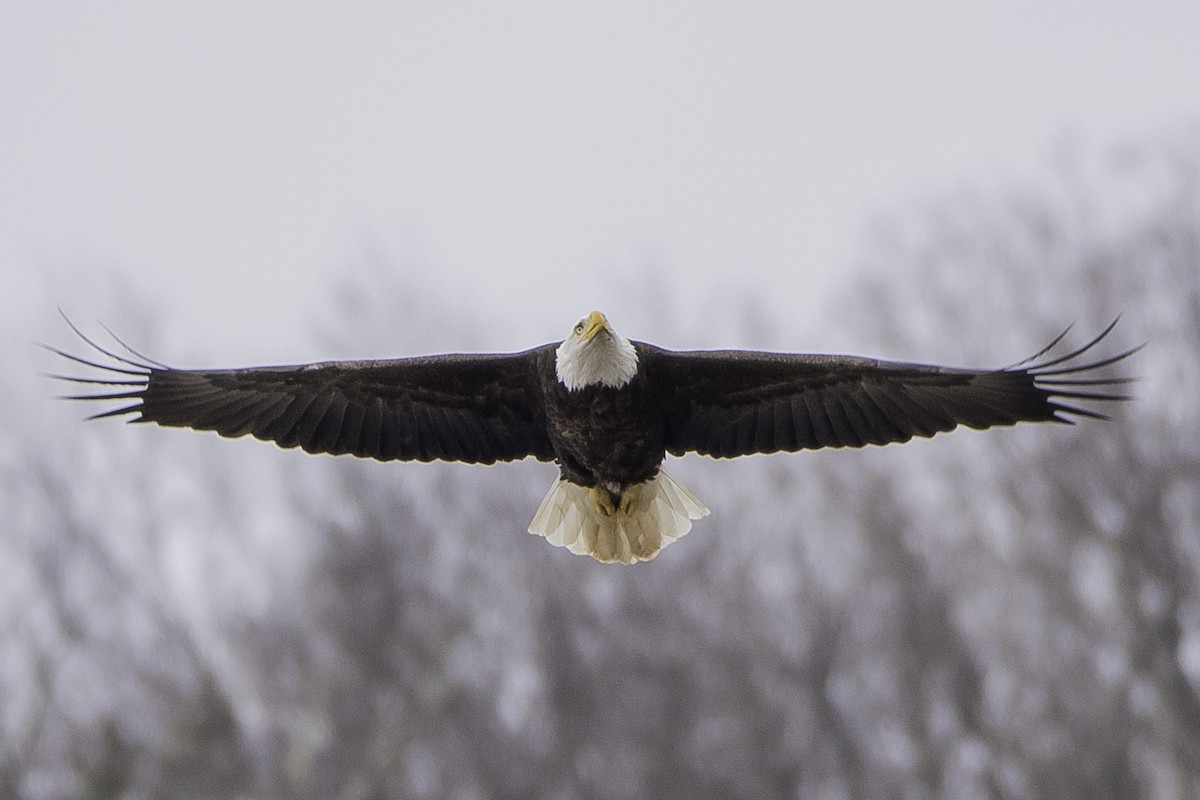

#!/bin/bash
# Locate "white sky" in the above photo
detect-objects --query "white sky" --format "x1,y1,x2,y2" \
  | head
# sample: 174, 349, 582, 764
4, 1, 1199, 362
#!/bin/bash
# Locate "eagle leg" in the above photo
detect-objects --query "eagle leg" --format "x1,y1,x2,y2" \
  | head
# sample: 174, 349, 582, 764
618, 483, 644, 516
588, 485, 620, 516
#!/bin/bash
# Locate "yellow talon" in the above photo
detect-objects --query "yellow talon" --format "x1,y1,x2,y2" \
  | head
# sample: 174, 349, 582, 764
619, 483, 644, 516
588, 485, 618, 516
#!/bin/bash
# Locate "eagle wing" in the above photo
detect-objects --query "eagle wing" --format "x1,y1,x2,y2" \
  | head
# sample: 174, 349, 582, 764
641, 321, 1138, 459
48, 323, 557, 464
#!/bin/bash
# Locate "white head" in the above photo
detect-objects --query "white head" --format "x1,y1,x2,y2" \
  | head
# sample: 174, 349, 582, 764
555, 310, 639, 391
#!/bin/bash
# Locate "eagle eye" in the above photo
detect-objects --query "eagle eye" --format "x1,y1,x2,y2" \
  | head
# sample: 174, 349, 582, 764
574, 321, 586, 335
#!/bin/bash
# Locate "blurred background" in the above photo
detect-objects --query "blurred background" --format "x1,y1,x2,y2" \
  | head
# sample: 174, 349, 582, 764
3, 2, 1200, 798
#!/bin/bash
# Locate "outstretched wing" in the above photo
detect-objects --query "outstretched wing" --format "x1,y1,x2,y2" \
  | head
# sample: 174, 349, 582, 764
641, 320, 1139, 459
47, 321, 557, 464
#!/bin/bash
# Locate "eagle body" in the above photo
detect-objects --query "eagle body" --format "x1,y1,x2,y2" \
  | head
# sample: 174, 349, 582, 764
50, 310, 1137, 564
541, 356, 664, 491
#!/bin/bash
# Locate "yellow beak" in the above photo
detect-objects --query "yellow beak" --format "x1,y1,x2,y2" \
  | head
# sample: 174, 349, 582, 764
582, 310, 610, 340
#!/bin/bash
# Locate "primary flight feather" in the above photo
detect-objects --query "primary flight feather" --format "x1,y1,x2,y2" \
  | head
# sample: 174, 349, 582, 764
48, 311, 1138, 564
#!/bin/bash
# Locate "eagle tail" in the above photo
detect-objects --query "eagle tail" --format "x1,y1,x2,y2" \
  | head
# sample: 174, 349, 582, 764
528, 468, 709, 564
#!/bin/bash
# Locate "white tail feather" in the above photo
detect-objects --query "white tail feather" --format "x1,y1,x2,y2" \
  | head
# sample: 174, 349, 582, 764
528, 469, 709, 564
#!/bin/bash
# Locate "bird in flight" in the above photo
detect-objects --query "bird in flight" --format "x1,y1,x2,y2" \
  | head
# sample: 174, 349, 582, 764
48, 311, 1137, 564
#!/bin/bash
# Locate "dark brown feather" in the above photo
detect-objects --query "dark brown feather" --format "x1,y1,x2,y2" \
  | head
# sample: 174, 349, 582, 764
48, 317, 1137, 476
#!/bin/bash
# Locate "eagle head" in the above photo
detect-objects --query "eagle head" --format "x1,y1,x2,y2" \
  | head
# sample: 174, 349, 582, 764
555, 310, 639, 391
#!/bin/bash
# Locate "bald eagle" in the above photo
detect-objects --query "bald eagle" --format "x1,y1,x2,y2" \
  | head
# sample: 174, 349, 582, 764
48, 312, 1137, 564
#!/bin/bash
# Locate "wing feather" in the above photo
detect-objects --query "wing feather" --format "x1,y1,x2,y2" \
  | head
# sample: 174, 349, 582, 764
297, 391, 340, 453
753, 404, 774, 453
332, 399, 366, 456
267, 390, 321, 447
844, 387, 894, 445
414, 405, 440, 462
771, 398, 796, 452
376, 403, 403, 460
50, 323, 556, 465
821, 393, 855, 447
858, 381, 916, 443
802, 388, 835, 448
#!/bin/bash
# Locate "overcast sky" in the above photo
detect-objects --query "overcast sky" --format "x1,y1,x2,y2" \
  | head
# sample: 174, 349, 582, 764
4, 1, 1199, 363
